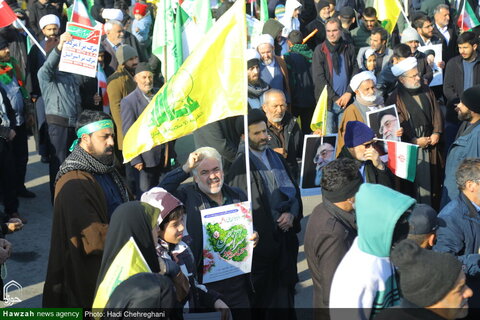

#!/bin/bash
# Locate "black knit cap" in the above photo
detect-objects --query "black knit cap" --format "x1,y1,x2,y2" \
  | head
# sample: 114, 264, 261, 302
391, 239, 462, 307
315, 0, 330, 11
248, 108, 267, 126
461, 85, 480, 114
135, 62, 153, 75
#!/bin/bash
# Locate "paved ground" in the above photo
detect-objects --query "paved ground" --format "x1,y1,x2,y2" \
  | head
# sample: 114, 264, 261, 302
1, 135, 320, 313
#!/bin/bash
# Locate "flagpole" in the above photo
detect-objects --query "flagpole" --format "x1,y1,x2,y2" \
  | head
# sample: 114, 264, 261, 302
242, 114, 253, 207
461, 0, 466, 30
16, 18, 46, 56
395, 0, 410, 28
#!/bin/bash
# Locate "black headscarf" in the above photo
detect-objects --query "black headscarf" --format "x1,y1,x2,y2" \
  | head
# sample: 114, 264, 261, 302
95, 201, 161, 293
104, 273, 176, 313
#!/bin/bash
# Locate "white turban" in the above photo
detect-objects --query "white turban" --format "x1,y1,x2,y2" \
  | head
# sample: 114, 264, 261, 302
350, 71, 376, 92
102, 8, 124, 21
39, 14, 60, 29
246, 48, 261, 62
391, 57, 418, 77
364, 48, 376, 60
254, 34, 274, 49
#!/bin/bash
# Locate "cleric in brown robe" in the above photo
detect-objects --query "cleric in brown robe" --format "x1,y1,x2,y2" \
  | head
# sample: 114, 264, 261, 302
386, 57, 444, 210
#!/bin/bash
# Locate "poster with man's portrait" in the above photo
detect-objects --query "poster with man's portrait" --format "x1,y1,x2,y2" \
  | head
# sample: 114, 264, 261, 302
299, 134, 337, 196
366, 105, 401, 150
418, 44, 443, 87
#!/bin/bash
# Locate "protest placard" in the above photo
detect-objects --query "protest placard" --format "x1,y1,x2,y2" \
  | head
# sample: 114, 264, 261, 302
300, 134, 337, 196
200, 201, 253, 284
418, 44, 443, 87
59, 22, 101, 78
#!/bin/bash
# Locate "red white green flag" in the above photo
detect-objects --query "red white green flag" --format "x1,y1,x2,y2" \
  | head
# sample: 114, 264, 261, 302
0, 0, 17, 28
386, 141, 418, 182
457, 0, 480, 31
70, 0, 94, 27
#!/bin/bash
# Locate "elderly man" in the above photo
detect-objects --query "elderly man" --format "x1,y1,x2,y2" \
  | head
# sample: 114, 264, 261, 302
337, 71, 383, 155
256, 34, 291, 104
158, 147, 254, 315
38, 32, 82, 200
357, 27, 393, 78
43, 110, 130, 308
378, 111, 399, 141
121, 63, 173, 197
435, 158, 480, 308
102, 20, 146, 72
227, 109, 302, 318
433, 4, 458, 64
312, 17, 359, 134
305, 158, 362, 319
386, 57, 444, 210
338, 121, 394, 187
441, 86, 480, 208
263, 89, 303, 181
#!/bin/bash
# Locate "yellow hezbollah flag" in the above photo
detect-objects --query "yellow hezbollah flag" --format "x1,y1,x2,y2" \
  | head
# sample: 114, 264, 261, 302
374, 0, 401, 34
122, 0, 247, 163
310, 86, 328, 134
92, 237, 151, 310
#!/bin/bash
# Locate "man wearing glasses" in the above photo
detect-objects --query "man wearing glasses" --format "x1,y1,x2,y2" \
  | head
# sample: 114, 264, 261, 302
386, 57, 444, 210
413, 15, 441, 47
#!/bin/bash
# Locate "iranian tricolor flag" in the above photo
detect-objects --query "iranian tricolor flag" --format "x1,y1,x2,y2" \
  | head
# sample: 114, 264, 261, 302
176, 0, 213, 62
386, 141, 418, 182
97, 65, 109, 114
0, 0, 17, 28
70, 0, 94, 27
457, 0, 480, 31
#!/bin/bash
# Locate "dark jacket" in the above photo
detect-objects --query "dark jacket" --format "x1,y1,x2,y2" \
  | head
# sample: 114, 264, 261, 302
101, 32, 147, 72
283, 47, 316, 109
304, 18, 326, 51
120, 87, 169, 168
312, 40, 359, 110
351, 21, 380, 52
193, 117, 242, 174
29, 1, 61, 40
304, 200, 357, 310
443, 54, 480, 121
226, 151, 302, 273
434, 192, 480, 307
432, 24, 458, 63
338, 145, 395, 188
265, 112, 303, 181
158, 167, 251, 309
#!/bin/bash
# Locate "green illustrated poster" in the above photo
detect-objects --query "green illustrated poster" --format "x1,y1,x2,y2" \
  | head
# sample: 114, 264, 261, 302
200, 201, 253, 283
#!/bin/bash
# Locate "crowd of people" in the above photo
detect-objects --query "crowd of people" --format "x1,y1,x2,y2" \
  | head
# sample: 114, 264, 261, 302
0, 0, 480, 319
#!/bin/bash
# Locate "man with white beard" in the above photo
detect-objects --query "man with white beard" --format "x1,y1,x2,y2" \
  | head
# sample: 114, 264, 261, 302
263, 89, 303, 181
158, 147, 256, 315
337, 71, 394, 156
386, 57, 444, 210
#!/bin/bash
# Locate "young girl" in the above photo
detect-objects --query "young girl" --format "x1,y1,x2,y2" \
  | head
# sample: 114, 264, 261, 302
363, 48, 377, 73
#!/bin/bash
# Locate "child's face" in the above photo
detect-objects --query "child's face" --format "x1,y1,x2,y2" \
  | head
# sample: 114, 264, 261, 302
134, 14, 144, 21
159, 216, 185, 244
366, 55, 376, 71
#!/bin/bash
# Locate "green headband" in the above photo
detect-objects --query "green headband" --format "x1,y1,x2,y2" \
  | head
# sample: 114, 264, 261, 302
69, 119, 114, 152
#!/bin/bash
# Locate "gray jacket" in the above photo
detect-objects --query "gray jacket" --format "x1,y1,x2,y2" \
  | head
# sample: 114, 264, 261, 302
38, 48, 82, 127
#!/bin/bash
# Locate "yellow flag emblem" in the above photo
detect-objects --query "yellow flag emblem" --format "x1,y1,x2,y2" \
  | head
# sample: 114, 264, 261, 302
122, 0, 247, 163
92, 237, 151, 310
310, 86, 328, 135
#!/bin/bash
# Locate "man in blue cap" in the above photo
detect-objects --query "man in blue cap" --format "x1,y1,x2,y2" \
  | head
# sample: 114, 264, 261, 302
407, 203, 439, 249
338, 120, 394, 187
